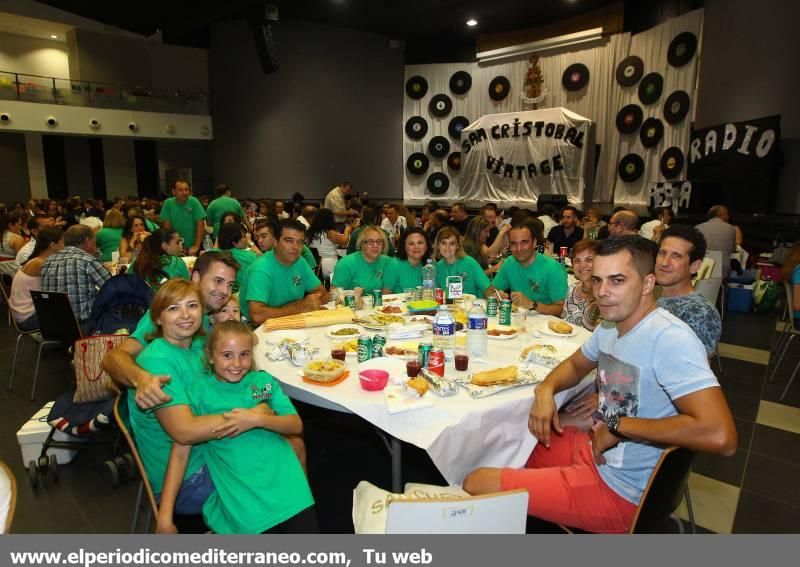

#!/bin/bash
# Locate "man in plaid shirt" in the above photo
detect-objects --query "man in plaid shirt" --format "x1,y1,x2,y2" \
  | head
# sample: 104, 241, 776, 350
41, 224, 110, 329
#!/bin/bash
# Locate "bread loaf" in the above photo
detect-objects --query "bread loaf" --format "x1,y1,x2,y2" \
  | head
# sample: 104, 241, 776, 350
471, 366, 518, 387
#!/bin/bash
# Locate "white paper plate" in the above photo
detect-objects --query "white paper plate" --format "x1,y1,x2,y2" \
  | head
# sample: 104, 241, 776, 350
538, 323, 578, 338
325, 324, 364, 339
264, 329, 310, 345
487, 325, 519, 340
375, 305, 407, 315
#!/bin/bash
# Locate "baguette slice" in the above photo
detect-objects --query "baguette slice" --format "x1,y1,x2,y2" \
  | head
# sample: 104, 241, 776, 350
471, 365, 518, 387
548, 320, 573, 335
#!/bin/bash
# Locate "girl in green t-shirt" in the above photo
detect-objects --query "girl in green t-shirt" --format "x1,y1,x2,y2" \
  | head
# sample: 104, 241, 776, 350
131, 228, 190, 289
157, 321, 316, 534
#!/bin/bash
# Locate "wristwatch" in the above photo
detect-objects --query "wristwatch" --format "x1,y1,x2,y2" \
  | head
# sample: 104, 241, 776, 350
531, 300, 538, 312
606, 414, 626, 439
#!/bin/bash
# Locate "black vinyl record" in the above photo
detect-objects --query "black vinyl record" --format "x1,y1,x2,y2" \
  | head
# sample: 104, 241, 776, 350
618, 153, 645, 183
638, 72, 663, 105
663, 90, 690, 124
429, 94, 453, 117
427, 172, 450, 195
449, 71, 472, 95
406, 152, 429, 175
488, 76, 510, 101
448, 116, 469, 139
639, 117, 664, 148
404, 116, 428, 140
447, 152, 461, 171
615, 56, 644, 87
428, 136, 450, 159
615, 104, 644, 134
562, 63, 590, 91
668, 32, 697, 67
660, 147, 685, 179
405, 76, 428, 99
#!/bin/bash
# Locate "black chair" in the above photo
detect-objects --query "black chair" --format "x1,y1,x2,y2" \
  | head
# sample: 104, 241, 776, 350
0, 280, 45, 395
28, 291, 83, 401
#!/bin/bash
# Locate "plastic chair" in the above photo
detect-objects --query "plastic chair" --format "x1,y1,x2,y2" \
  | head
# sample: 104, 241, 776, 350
113, 394, 159, 533
694, 277, 722, 307
695, 257, 715, 282
0, 281, 47, 395
385, 489, 529, 534
0, 460, 17, 533
28, 291, 83, 400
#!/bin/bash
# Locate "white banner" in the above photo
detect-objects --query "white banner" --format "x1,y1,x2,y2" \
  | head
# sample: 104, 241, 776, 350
459, 107, 594, 205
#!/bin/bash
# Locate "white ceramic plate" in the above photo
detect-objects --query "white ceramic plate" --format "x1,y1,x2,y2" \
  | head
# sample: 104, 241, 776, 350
487, 327, 519, 340
325, 324, 364, 339
538, 323, 578, 338
264, 329, 310, 345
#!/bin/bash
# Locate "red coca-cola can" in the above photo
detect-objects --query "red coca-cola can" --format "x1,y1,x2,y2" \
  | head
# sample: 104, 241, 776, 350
434, 287, 444, 305
428, 348, 445, 376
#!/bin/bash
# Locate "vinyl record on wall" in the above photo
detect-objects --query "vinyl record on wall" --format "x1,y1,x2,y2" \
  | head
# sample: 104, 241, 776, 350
427, 172, 450, 195
616, 104, 643, 134
615, 55, 644, 87
668, 32, 697, 67
405, 76, 428, 99
448, 116, 470, 139
663, 90, 691, 124
488, 76, 510, 101
447, 152, 461, 171
406, 152, 430, 175
618, 153, 645, 183
404, 116, 428, 140
562, 63, 590, 91
449, 71, 472, 95
428, 136, 450, 158
429, 94, 453, 117
660, 147, 685, 178
638, 72, 663, 105
639, 117, 664, 148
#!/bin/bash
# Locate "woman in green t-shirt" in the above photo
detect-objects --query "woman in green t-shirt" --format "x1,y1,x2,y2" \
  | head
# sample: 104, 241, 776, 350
434, 226, 495, 298
386, 227, 430, 293
131, 228, 190, 288
330, 226, 392, 296
119, 214, 151, 264
95, 209, 125, 262
217, 222, 259, 291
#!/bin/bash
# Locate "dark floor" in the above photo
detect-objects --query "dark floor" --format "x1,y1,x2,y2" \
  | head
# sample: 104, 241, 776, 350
1, 306, 799, 533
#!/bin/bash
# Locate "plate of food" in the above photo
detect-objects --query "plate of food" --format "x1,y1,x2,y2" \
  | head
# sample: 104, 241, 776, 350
264, 329, 310, 345
375, 305, 405, 315
385, 344, 418, 358
407, 315, 434, 326
356, 313, 406, 330
301, 359, 348, 385
461, 365, 545, 398
487, 325, 518, 340
539, 320, 577, 338
325, 324, 364, 339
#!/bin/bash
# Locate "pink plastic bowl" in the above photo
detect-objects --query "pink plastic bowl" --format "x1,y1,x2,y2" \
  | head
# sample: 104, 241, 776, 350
359, 369, 390, 391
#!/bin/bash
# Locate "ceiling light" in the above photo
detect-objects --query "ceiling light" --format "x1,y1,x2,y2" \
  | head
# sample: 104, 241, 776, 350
466, 19, 478, 27
50, 34, 57, 39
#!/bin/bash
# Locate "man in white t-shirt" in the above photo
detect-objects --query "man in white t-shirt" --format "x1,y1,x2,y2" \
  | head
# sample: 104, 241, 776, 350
464, 235, 736, 533
323, 182, 356, 224
380, 204, 406, 245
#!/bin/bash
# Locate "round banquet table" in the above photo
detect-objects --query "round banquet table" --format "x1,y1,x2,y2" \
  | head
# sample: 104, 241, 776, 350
254, 297, 595, 490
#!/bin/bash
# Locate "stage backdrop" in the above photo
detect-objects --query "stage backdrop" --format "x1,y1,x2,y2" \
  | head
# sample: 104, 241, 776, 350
459, 108, 594, 205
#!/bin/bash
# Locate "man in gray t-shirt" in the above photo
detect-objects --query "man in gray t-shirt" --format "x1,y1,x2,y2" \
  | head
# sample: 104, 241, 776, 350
656, 225, 721, 355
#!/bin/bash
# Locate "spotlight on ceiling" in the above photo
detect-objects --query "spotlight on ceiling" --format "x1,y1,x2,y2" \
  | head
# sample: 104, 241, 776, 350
50, 34, 57, 39
466, 19, 478, 27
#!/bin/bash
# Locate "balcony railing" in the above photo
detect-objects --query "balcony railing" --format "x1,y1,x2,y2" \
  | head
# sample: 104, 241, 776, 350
0, 70, 209, 115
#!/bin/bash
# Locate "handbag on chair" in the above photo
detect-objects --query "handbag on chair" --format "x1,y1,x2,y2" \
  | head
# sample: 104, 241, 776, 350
72, 334, 127, 403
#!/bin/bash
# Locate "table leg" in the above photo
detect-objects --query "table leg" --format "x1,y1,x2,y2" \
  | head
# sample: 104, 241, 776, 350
373, 427, 402, 493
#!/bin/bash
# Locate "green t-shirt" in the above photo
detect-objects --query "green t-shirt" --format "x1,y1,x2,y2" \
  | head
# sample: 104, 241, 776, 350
188, 370, 313, 534
240, 250, 322, 319
161, 255, 190, 280
159, 196, 206, 249
384, 258, 424, 294
95, 227, 123, 262
131, 310, 210, 346
331, 252, 392, 291
228, 248, 258, 291
346, 226, 395, 256
205, 195, 245, 240
145, 218, 159, 233
127, 337, 207, 494
436, 256, 491, 298
492, 254, 568, 305
301, 245, 317, 269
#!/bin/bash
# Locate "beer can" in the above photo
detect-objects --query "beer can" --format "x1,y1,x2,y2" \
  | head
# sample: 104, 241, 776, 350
371, 290, 383, 307
418, 343, 433, 367
486, 296, 498, 316
357, 335, 372, 362
428, 348, 445, 376
434, 287, 444, 305
343, 291, 357, 309
499, 299, 512, 326
371, 333, 386, 357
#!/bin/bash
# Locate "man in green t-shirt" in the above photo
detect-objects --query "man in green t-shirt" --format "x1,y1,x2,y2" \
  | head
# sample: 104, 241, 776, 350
159, 178, 206, 256
205, 184, 245, 241
493, 218, 568, 316
252, 217, 317, 270
241, 219, 328, 325
103, 251, 240, 409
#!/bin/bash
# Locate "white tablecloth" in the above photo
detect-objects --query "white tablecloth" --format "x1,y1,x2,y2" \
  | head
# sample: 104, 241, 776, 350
254, 303, 593, 485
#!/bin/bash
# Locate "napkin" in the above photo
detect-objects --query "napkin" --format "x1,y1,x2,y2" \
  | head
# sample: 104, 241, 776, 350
384, 385, 434, 414
387, 323, 429, 339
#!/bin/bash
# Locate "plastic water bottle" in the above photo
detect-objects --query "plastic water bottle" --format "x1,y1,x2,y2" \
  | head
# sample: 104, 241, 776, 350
203, 233, 214, 251
432, 304, 455, 360
467, 302, 488, 358
422, 259, 437, 293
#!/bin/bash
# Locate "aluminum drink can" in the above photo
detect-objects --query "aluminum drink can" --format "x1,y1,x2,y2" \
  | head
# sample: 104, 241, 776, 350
357, 335, 372, 362
499, 299, 512, 326
486, 296, 498, 316
371, 290, 383, 307
560, 246, 569, 260
371, 333, 386, 357
428, 348, 445, 376
344, 292, 357, 309
434, 287, 444, 305
418, 343, 433, 367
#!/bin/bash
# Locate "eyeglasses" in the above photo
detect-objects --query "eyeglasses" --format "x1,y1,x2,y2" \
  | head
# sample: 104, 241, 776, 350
363, 239, 383, 247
